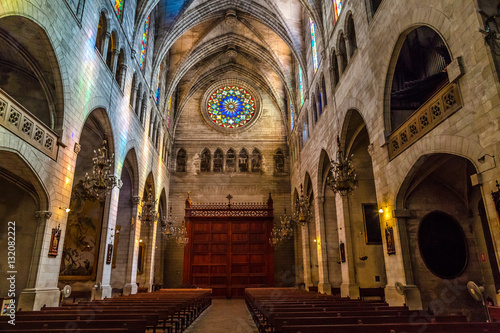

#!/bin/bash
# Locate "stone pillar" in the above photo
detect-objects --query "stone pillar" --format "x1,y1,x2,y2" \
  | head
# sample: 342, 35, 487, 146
314, 196, 332, 294
19, 211, 60, 311
110, 49, 119, 74
135, 93, 143, 119
344, 34, 352, 62
131, 83, 138, 111
101, 32, 111, 58
336, 52, 345, 75
336, 195, 360, 299
141, 98, 148, 125
301, 225, 313, 290
118, 64, 127, 90
123, 196, 141, 295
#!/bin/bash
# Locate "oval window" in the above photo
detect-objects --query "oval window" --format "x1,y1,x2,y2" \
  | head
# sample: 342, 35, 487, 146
418, 211, 468, 279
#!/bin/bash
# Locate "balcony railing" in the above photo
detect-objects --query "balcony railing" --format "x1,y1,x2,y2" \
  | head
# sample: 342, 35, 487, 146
0, 89, 59, 160
388, 82, 462, 160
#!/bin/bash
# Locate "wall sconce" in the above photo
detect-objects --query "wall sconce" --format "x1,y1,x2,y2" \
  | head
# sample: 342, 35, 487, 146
378, 208, 384, 214
59, 207, 70, 213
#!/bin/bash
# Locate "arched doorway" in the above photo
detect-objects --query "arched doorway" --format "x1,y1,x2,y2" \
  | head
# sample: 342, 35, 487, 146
0, 151, 49, 308
397, 154, 496, 320
59, 108, 116, 296
110, 149, 139, 295
319, 150, 342, 294
341, 109, 386, 293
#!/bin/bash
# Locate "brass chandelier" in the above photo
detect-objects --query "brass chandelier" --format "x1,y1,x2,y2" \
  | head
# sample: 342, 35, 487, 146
139, 184, 158, 225
328, 136, 358, 196
162, 207, 178, 239
294, 184, 313, 226
270, 208, 294, 246
82, 138, 122, 201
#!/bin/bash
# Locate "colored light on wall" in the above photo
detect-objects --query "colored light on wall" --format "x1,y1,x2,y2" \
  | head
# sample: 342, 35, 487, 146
310, 18, 318, 73
333, 0, 343, 21
156, 65, 161, 105
299, 65, 304, 106
114, 0, 124, 21
167, 96, 172, 128
139, 14, 150, 69
290, 100, 294, 130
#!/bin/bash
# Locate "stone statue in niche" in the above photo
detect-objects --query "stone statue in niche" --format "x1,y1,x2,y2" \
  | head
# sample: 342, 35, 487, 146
274, 150, 285, 173
226, 149, 236, 172
213, 150, 223, 172
239, 150, 248, 172
200, 150, 211, 172
251, 149, 262, 172
176, 149, 186, 172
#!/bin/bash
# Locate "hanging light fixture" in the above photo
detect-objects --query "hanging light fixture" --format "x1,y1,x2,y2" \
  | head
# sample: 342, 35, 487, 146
293, 184, 313, 226
82, 138, 122, 201
175, 219, 189, 246
162, 207, 178, 239
328, 136, 358, 196
139, 184, 158, 225
270, 208, 294, 246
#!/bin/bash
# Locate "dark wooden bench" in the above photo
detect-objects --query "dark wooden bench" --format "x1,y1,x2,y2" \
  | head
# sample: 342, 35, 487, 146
0, 319, 146, 333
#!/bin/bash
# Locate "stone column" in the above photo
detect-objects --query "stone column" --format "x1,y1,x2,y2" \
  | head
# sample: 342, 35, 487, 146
110, 49, 119, 74
143, 218, 158, 292
130, 82, 138, 110
118, 64, 127, 90
135, 93, 143, 119
19, 211, 60, 311
344, 34, 352, 62
336, 195, 360, 299
101, 32, 111, 58
336, 52, 345, 75
123, 196, 141, 295
141, 98, 148, 125
314, 196, 332, 294
301, 225, 313, 290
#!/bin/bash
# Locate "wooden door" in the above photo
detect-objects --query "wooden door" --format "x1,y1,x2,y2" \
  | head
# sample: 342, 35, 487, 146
185, 218, 274, 298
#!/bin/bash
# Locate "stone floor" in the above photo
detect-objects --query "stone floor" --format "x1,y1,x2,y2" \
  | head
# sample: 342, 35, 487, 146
184, 299, 259, 333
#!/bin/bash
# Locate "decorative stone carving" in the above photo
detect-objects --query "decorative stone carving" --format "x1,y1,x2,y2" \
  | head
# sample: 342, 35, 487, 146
35, 211, 52, 219
226, 46, 237, 58
74, 142, 81, 154
132, 196, 141, 205
367, 143, 374, 157
225, 10, 237, 26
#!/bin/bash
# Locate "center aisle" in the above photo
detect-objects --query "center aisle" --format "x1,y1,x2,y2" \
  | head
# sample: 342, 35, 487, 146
183, 299, 259, 333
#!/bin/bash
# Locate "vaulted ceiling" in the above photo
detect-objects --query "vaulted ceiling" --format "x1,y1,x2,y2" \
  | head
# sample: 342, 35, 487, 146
135, 0, 326, 131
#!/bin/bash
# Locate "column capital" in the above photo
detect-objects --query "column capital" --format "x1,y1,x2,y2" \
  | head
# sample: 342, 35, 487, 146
35, 211, 52, 219
132, 196, 141, 205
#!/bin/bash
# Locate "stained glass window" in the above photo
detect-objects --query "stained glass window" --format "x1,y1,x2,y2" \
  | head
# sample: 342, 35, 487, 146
114, 0, 124, 21
139, 14, 150, 69
290, 100, 294, 130
310, 18, 318, 73
206, 86, 256, 128
166, 96, 172, 128
156, 65, 161, 106
333, 0, 343, 22
299, 66, 304, 106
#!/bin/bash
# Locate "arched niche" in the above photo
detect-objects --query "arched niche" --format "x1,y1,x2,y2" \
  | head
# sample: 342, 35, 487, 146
341, 109, 386, 289
396, 153, 497, 321
318, 149, 342, 293
0, 16, 64, 132
0, 150, 49, 303
110, 149, 139, 293
386, 26, 452, 132
59, 108, 116, 291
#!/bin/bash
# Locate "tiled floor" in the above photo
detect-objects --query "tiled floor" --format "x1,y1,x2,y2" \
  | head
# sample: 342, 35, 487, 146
183, 299, 259, 333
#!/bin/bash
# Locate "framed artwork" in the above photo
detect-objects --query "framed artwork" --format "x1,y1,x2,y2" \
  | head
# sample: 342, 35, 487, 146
106, 244, 113, 264
112, 226, 120, 268
1, 299, 14, 316
48, 225, 61, 256
137, 243, 145, 275
339, 242, 346, 262
362, 203, 382, 245
386, 226, 396, 255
